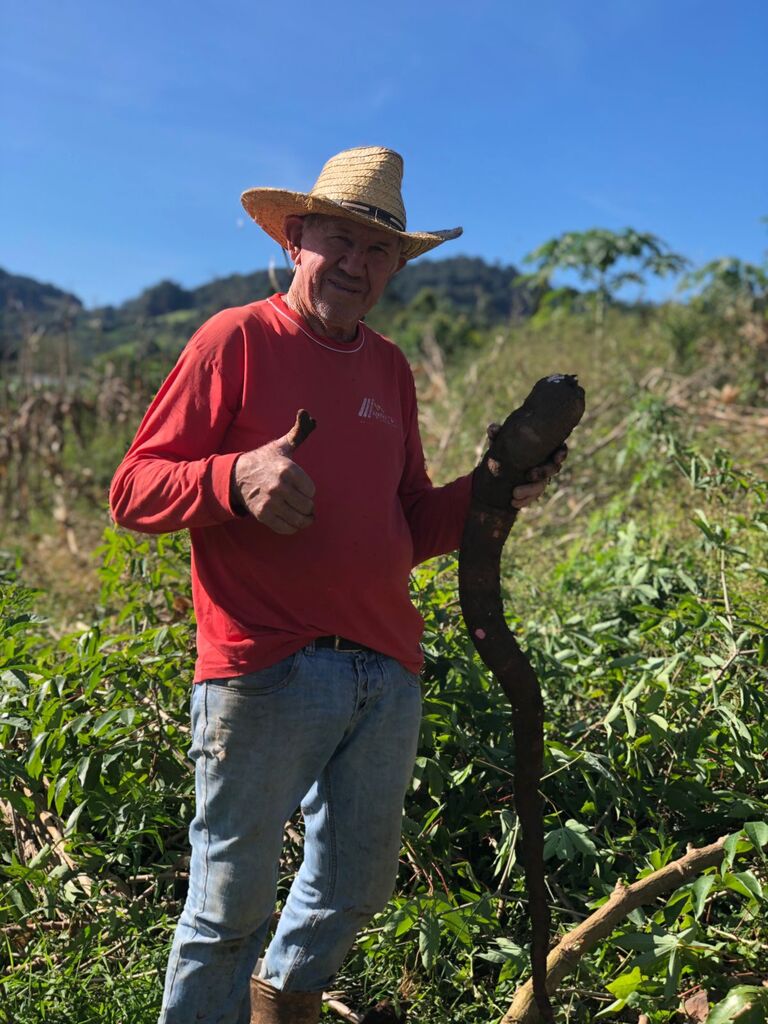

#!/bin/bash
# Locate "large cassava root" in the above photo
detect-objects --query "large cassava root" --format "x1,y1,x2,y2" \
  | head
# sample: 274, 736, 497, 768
458, 375, 586, 1023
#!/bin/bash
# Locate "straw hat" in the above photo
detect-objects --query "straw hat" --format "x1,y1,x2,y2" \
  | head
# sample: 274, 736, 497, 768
241, 146, 462, 261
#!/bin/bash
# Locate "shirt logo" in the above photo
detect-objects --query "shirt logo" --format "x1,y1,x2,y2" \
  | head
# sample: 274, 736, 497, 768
358, 397, 396, 427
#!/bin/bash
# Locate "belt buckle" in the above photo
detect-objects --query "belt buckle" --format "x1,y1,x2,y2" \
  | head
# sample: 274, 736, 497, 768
334, 636, 362, 652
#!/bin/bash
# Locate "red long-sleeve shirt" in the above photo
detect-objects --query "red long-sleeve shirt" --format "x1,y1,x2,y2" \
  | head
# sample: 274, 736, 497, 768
110, 294, 472, 680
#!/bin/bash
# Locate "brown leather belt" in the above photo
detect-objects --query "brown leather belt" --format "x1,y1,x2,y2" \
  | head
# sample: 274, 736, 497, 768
314, 635, 375, 653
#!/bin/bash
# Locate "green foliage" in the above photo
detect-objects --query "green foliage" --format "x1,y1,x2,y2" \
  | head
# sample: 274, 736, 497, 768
121, 279, 194, 318
525, 228, 688, 289
373, 287, 487, 359
523, 228, 689, 326
663, 246, 768, 393
707, 986, 768, 1024
0, 536, 195, 1023
680, 257, 768, 312
2, 252, 768, 1022
332, 419, 768, 1020
660, 273, 767, 400
0, 268, 82, 360
377, 256, 533, 322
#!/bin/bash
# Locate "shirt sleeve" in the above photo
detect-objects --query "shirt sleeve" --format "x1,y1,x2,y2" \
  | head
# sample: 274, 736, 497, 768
109, 311, 248, 534
397, 362, 473, 566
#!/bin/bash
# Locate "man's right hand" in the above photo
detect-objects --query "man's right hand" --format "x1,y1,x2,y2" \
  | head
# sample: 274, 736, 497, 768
231, 429, 316, 535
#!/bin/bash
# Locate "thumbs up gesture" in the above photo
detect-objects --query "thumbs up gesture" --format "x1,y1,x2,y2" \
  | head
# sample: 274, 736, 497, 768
231, 410, 316, 535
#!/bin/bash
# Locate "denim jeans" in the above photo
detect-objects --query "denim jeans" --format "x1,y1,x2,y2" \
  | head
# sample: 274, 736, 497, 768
158, 642, 422, 1024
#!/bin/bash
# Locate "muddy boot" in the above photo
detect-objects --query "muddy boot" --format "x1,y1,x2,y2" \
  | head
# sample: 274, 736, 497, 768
249, 976, 323, 1024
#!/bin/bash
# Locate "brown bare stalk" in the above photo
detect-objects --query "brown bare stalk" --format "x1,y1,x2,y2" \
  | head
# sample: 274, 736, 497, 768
323, 997, 362, 1023
501, 834, 760, 1024
1, 787, 133, 900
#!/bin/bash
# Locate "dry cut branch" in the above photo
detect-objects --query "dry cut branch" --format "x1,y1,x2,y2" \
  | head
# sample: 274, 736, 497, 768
502, 834, 761, 1024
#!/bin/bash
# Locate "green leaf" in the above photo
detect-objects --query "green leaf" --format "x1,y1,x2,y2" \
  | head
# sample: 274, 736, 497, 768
706, 985, 768, 1024
567, 821, 598, 857
66, 712, 93, 736
26, 731, 48, 779
744, 820, 768, 854
722, 832, 743, 870
480, 938, 527, 968
624, 706, 637, 737
450, 763, 472, 786
543, 819, 597, 861
418, 911, 441, 973
64, 801, 87, 836
610, 932, 657, 953
595, 997, 630, 1018
0, 714, 29, 729
383, 903, 416, 939
652, 931, 681, 956
605, 966, 643, 999
77, 754, 92, 787
722, 871, 763, 902
663, 946, 681, 1001
53, 774, 71, 816
93, 709, 121, 734
692, 874, 716, 918
579, 751, 616, 782
425, 758, 443, 798
647, 713, 669, 733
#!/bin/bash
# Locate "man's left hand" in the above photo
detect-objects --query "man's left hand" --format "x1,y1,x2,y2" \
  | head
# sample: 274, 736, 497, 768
486, 423, 568, 510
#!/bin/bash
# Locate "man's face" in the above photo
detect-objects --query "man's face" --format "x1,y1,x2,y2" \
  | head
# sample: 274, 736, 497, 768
286, 215, 405, 338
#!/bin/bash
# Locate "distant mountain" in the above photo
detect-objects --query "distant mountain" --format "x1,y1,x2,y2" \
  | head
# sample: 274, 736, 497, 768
107, 258, 531, 324
0, 269, 83, 359
191, 270, 280, 315
0, 256, 533, 365
382, 256, 533, 319
0, 268, 83, 316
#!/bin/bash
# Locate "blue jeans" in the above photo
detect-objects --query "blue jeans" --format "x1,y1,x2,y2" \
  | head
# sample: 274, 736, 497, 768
158, 642, 422, 1024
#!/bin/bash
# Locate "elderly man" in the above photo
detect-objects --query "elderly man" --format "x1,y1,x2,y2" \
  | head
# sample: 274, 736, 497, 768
110, 146, 563, 1024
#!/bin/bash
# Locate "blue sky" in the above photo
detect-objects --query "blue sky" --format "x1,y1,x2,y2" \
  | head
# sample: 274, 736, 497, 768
2, 0, 766, 308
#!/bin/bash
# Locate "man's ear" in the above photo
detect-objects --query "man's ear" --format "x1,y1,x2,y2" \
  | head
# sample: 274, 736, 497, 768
391, 255, 407, 277
284, 215, 304, 263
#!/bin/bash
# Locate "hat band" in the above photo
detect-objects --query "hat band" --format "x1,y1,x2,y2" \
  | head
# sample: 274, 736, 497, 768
337, 199, 405, 233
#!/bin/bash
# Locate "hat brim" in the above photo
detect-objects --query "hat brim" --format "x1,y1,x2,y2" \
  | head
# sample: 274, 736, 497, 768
240, 187, 462, 261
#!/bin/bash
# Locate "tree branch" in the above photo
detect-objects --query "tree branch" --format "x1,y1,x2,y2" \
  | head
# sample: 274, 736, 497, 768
502, 834, 761, 1024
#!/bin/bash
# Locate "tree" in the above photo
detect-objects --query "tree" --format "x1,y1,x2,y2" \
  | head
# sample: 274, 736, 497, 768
128, 279, 194, 318
678, 257, 767, 314
523, 228, 689, 325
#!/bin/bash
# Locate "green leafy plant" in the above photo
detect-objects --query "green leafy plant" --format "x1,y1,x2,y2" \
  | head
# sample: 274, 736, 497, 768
523, 228, 689, 325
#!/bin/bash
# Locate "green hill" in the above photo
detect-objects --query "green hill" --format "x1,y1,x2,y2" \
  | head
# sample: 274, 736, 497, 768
0, 256, 530, 366
0, 269, 83, 360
